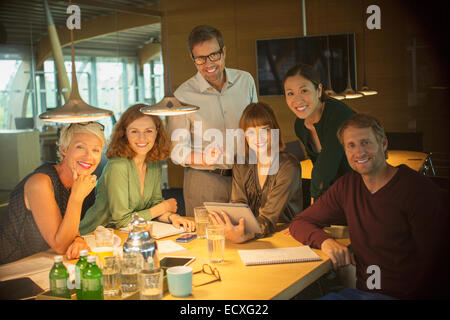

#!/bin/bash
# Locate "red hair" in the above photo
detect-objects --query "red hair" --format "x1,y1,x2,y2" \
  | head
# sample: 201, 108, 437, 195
106, 104, 170, 161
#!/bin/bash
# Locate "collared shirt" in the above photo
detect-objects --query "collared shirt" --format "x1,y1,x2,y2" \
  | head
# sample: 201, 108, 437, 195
168, 68, 258, 170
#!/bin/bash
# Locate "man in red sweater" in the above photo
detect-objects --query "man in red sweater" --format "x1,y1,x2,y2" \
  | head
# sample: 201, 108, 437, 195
289, 114, 448, 299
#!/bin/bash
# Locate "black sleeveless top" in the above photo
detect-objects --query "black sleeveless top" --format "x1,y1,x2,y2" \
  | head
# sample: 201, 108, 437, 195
0, 163, 94, 265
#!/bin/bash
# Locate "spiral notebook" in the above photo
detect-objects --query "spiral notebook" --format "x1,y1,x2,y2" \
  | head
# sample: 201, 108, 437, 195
238, 246, 322, 266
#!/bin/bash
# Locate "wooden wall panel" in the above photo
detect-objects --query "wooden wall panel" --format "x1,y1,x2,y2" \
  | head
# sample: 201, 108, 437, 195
166, 0, 449, 187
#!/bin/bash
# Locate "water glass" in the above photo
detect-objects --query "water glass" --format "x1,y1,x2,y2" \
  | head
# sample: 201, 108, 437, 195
90, 246, 114, 268
101, 256, 121, 299
194, 206, 210, 239
138, 268, 164, 300
206, 225, 225, 263
120, 252, 142, 294
95, 226, 114, 247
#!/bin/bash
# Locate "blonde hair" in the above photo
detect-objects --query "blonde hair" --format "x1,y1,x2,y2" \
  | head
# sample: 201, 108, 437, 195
57, 122, 106, 162
337, 113, 388, 159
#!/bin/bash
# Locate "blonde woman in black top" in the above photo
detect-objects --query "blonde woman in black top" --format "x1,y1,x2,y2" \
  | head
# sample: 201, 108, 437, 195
0, 122, 105, 264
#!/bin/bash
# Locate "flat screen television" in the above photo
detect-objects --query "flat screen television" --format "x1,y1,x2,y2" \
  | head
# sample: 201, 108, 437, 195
256, 33, 357, 96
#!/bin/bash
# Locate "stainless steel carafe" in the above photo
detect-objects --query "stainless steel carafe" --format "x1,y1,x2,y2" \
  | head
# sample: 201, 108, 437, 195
123, 214, 157, 261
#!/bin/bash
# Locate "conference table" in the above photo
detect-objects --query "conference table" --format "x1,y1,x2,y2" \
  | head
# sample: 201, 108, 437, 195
0, 224, 349, 300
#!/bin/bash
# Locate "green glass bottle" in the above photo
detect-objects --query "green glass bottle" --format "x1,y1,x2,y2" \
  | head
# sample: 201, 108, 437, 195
81, 255, 104, 300
49, 255, 71, 299
75, 249, 89, 300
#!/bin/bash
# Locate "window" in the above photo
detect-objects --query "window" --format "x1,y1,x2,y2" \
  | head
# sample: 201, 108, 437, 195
1, 55, 164, 135
0, 59, 22, 129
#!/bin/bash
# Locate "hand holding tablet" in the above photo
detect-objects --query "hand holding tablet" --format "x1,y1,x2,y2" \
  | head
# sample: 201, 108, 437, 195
203, 202, 262, 235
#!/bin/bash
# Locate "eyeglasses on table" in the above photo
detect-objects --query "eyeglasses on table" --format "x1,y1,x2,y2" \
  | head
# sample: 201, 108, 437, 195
193, 264, 221, 287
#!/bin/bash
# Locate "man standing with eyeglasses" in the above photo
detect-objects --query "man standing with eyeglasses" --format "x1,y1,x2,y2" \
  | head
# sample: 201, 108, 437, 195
168, 25, 258, 217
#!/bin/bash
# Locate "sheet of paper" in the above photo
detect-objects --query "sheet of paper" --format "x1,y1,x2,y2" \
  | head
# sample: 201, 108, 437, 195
120, 221, 185, 239
156, 240, 187, 254
151, 221, 185, 239
0, 257, 54, 282
29, 270, 50, 291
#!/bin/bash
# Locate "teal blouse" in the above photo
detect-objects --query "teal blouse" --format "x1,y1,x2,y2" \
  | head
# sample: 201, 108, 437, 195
79, 158, 164, 235
294, 98, 354, 200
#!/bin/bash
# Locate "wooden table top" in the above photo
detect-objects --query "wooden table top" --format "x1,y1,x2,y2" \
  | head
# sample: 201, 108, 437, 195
1, 225, 349, 300
114, 226, 350, 300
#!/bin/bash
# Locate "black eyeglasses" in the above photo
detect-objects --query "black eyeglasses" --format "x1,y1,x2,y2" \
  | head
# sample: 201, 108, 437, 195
67, 121, 105, 131
193, 264, 221, 287
192, 49, 223, 66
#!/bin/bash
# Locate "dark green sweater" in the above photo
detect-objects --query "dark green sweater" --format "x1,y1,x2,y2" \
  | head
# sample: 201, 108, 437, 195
294, 98, 354, 199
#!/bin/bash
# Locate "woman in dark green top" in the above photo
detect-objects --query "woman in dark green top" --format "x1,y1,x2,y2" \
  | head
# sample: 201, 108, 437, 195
283, 63, 354, 202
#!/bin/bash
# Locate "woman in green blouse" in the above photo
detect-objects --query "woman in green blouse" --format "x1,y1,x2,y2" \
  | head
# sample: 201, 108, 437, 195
79, 104, 194, 235
209, 102, 303, 243
283, 63, 355, 203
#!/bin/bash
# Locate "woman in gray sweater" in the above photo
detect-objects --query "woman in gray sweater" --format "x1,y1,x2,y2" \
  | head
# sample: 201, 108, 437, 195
209, 102, 303, 243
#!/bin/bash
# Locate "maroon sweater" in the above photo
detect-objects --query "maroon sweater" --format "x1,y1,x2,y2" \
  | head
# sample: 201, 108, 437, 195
289, 165, 448, 299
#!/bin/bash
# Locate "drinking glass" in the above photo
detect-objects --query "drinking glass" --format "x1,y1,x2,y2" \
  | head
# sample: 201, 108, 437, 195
206, 225, 225, 263
101, 256, 121, 299
138, 268, 164, 300
120, 252, 142, 294
194, 206, 210, 239
95, 226, 114, 247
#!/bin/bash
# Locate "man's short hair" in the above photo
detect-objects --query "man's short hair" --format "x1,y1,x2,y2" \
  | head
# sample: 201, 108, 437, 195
337, 113, 388, 158
187, 25, 224, 56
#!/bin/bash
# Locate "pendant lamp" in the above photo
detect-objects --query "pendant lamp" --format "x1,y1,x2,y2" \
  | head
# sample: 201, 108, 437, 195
341, 33, 363, 99
39, 0, 113, 123
358, 0, 378, 96
324, 44, 345, 100
323, 2, 345, 100
140, 0, 199, 116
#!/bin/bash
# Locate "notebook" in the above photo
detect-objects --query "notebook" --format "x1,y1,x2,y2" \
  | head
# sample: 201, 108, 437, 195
238, 246, 322, 266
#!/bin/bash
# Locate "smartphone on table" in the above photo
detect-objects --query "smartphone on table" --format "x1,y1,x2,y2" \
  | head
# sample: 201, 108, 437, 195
175, 233, 197, 243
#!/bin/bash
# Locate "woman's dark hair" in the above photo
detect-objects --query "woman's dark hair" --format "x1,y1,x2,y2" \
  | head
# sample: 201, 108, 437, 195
283, 63, 329, 102
187, 25, 224, 56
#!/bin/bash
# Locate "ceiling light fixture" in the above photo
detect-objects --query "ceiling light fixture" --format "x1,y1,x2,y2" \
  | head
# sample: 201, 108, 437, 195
358, 0, 378, 96
341, 33, 363, 99
39, 0, 113, 123
324, 1, 345, 100
140, 0, 199, 116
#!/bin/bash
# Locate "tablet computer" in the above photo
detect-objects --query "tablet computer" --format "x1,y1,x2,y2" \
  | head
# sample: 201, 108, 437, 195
159, 256, 196, 275
203, 202, 262, 234
0, 277, 44, 300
